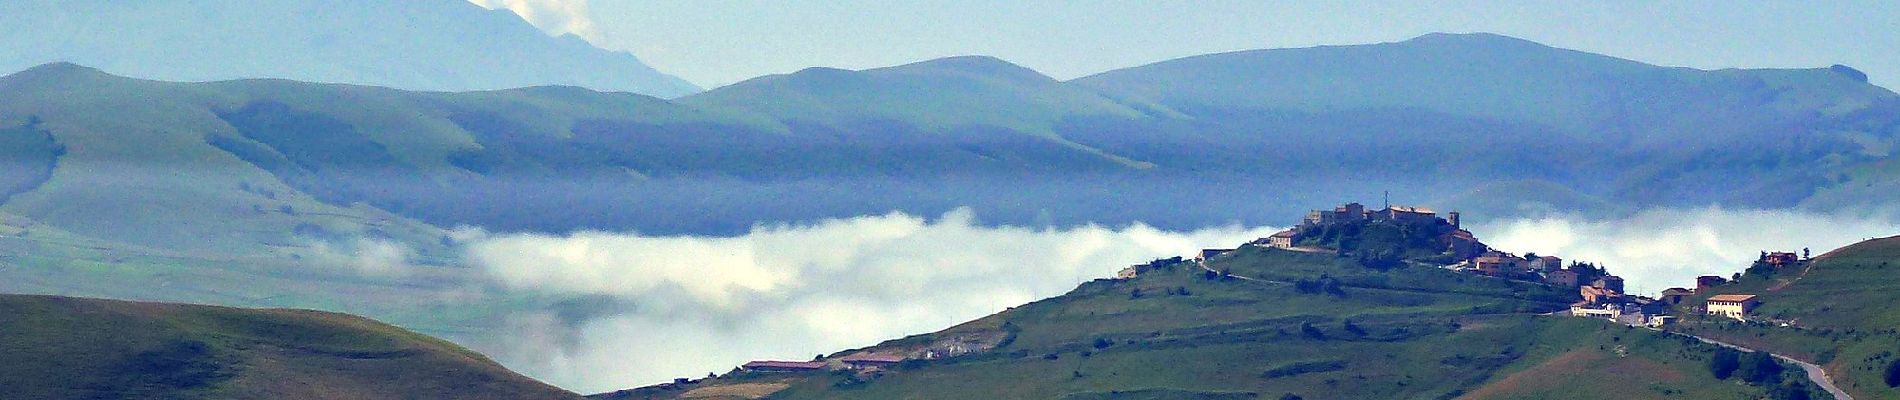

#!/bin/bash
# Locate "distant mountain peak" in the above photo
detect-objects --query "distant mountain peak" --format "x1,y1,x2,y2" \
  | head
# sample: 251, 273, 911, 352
875, 55, 1056, 84
0, 62, 118, 87
1398, 32, 1564, 51
0, 0, 699, 97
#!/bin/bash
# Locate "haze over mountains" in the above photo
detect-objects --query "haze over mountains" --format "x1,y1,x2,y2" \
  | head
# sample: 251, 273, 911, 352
0, 0, 699, 98
7, 32, 1895, 242
6, 25, 1900, 393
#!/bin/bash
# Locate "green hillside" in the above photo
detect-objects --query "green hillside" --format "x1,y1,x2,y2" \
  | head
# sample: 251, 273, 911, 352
607, 247, 1811, 400
0, 294, 577, 399
1677, 235, 1900, 399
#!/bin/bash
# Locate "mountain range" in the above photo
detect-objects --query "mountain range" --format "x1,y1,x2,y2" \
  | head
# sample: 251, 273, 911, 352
5, 29, 1900, 396
0, 0, 699, 97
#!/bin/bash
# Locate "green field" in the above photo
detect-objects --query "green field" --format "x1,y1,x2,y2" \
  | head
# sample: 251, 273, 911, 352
0, 294, 577, 399
1677, 235, 1900, 399
613, 246, 1814, 400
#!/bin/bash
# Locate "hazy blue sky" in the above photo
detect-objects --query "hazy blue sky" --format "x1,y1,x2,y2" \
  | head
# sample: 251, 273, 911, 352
482, 1, 1900, 90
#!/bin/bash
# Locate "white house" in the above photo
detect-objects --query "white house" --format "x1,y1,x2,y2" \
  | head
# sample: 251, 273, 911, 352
1706, 294, 1759, 320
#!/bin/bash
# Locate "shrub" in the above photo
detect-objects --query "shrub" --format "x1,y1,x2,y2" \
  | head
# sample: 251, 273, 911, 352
1092, 337, 1113, 349
1737, 351, 1783, 385
1300, 322, 1326, 340
1342, 320, 1367, 336
1709, 349, 1741, 380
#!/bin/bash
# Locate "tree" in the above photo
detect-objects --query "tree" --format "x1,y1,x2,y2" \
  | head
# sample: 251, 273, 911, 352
1885, 357, 1900, 387
1737, 351, 1783, 385
1709, 349, 1741, 380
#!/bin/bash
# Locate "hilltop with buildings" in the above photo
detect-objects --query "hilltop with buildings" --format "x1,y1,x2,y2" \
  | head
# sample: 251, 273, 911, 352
607, 203, 1837, 400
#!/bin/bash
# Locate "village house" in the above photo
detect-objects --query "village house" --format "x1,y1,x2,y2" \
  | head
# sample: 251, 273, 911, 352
1472, 251, 1522, 276
1444, 229, 1483, 259
1648, 315, 1677, 328
1694, 275, 1729, 293
839, 353, 905, 370
1591, 276, 1624, 293
1706, 294, 1760, 320
1303, 203, 1367, 226
1117, 265, 1142, 280
1266, 229, 1298, 249
1528, 256, 1563, 273
1659, 288, 1693, 305
1570, 303, 1620, 319
1580, 285, 1622, 304
1760, 251, 1801, 267
1545, 269, 1580, 287
741, 360, 828, 373
1376, 205, 1437, 223
1196, 248, 1234, 262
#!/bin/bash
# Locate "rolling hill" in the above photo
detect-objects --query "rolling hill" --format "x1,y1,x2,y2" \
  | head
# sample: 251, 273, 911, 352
4, 32, 1900, 395
0, 0, 699, 97
1678, 235, 1900, 399
4, 33, 1898, 245
604, 244, 1816, 399
0, 293, 577, 399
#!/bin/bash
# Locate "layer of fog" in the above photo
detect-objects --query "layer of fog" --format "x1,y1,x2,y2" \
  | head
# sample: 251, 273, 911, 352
1471, 207, 1900, 295
458, 208, 1281, 393
397, 206, 1899, 393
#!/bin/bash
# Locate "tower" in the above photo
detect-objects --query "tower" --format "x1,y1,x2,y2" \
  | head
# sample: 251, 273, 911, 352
1448, 211, 1460, 228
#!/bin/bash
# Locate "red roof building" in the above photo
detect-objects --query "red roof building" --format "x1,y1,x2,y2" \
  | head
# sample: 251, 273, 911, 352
742, 360, 827, 372
839, 353, 905, 369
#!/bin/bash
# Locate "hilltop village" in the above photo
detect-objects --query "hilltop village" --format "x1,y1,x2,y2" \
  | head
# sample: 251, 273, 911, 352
1136, 202, 1810, 328
689, 202, 1813, 388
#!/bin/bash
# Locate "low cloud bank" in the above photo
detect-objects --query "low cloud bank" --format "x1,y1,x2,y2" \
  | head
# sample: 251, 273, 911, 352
1472, 207, 1900, 296
468, 0, 602, 41
459, 208, 1279, 393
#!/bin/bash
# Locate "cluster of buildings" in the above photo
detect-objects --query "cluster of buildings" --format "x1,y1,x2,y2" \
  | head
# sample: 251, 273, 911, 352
741, 352, 906, 373
1263, 202, 1485, 259
1644, 250, 1806, 322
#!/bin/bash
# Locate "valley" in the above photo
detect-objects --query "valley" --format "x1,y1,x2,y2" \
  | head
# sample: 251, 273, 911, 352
2, 15, 1899, 398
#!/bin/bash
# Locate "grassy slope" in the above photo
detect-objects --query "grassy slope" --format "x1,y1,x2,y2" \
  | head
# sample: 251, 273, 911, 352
681, 56, 1143, 134
0, 294, 576, 400
1682, 235, 1900, 399
680, 56, 1154, 169
623, 247, 1780, 400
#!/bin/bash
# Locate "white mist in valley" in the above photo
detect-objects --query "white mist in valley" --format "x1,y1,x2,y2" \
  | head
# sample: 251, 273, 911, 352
427, 206, 1899, 393
458, 208, 1281, 393
1471, 207, 1900, 296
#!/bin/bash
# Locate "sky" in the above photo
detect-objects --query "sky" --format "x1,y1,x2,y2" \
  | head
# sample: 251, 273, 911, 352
475, 1, 1900, 90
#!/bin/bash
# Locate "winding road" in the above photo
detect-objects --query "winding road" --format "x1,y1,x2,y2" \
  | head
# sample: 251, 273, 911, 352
1670, 332, 1852, 400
